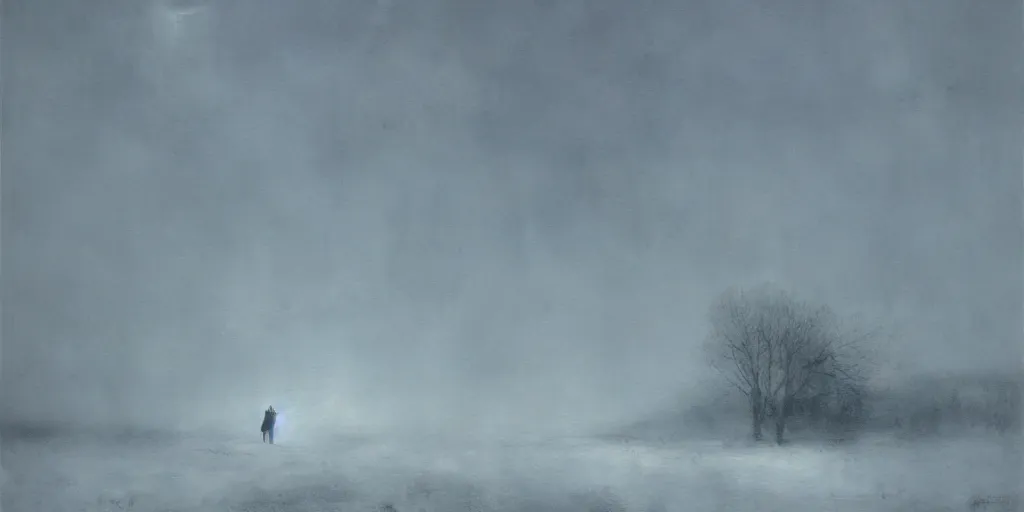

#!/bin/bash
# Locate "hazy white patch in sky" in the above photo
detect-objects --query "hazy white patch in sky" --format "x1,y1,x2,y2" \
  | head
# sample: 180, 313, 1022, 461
371, 0, 394, 28
151, 0, 211, 47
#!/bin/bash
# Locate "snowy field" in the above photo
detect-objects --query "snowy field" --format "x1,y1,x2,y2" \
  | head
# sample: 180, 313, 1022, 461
2, 428, 1020, 512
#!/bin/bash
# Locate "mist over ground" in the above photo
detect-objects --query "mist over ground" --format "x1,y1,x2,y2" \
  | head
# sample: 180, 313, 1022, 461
2, 1, 1022, 509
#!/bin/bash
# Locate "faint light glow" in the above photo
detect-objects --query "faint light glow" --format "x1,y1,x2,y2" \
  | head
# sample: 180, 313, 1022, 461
144, 0, 220, 99
150, 0, 212, 53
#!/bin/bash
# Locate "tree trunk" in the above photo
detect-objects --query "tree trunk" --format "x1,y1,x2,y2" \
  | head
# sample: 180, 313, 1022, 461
774, 396, 790, 445
774, 417, 786, 445
751, 389, 763, 441
752, 409, 763, 441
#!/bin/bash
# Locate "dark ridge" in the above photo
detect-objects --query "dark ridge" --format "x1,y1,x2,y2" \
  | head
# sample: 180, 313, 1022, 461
612, 369, 1024, 444
0, 420, 183, 447
0, 420, 76, 442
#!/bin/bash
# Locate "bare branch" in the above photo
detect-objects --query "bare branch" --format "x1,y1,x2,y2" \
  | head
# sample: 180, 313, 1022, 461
703, 284, 878, 443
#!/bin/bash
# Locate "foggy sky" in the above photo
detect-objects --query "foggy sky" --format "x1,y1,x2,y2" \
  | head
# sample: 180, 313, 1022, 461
2, 0, 1021, 436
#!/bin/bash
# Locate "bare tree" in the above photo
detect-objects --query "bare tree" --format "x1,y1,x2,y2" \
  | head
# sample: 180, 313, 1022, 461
704, 285, 871, 444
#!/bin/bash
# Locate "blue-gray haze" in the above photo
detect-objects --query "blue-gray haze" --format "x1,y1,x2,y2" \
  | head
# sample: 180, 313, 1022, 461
2, 0, 1021, 438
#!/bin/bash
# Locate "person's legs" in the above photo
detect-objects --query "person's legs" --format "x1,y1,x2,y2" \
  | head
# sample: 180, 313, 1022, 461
262, 431, 267, 443
269, 427, 274, 444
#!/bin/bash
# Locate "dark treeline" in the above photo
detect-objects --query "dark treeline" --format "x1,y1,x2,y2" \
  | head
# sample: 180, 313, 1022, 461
615, 369, 1023, 444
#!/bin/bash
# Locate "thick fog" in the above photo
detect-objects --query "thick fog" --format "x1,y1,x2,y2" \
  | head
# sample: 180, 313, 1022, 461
2, 0, 1020, 439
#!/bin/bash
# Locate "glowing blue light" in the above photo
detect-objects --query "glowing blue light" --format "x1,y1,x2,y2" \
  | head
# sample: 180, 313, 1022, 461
275, 413, 286, 441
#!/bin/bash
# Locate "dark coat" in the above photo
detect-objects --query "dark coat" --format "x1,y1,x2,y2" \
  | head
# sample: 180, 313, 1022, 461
260, 409, 277, 433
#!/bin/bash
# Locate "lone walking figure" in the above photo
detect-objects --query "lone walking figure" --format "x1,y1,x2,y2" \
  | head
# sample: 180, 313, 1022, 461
261, 405, 277, 444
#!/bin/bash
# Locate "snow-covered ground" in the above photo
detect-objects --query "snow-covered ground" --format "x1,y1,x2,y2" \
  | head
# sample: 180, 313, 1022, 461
2, 428, 1020, 511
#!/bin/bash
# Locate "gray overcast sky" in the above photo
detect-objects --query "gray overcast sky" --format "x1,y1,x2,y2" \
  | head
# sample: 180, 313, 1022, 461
2, 0, 1021, 436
